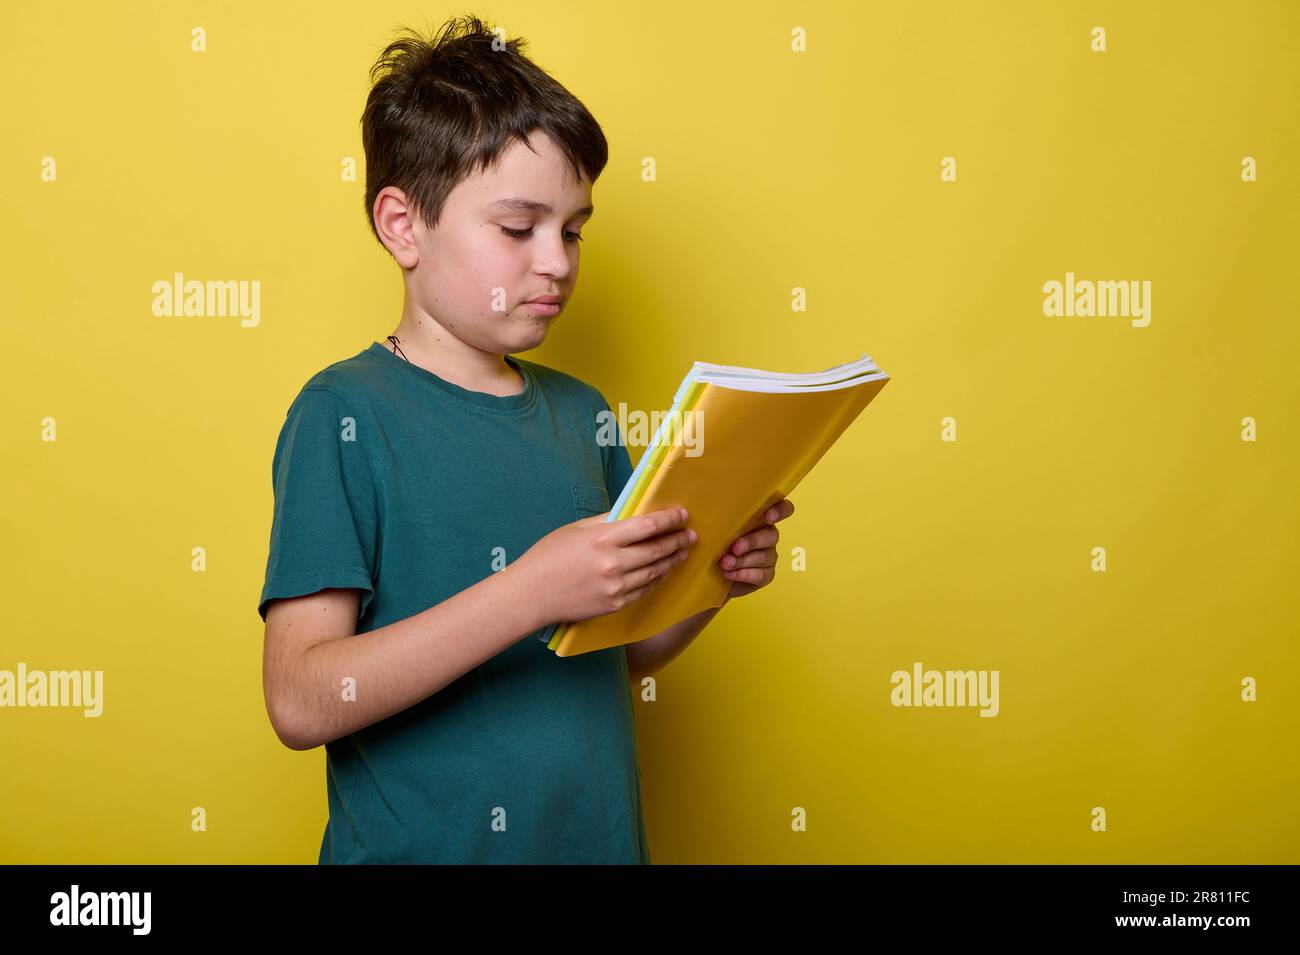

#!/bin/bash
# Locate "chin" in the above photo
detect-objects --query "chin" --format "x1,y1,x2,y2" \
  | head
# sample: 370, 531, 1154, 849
514, 316, 555, 348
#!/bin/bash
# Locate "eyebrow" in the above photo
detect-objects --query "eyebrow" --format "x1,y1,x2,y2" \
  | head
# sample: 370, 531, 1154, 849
487, 196, 594, 217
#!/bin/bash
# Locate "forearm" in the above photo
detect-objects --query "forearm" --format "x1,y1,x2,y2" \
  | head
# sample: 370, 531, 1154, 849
284, 563, 545, 750
625, 596, 729, 685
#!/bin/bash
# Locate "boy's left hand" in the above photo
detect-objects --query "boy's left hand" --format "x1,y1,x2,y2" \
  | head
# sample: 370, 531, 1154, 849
718, 498, 795, 599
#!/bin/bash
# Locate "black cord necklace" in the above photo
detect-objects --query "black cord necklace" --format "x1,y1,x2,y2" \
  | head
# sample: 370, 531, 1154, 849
386, 335, 526, 397
386, 335, 410, 363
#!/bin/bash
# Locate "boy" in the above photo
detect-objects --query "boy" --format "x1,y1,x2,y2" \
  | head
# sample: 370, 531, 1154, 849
258, 15, 793, 864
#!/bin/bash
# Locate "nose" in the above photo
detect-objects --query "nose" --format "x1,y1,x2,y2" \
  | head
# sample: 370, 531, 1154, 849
533, 232, 574, 282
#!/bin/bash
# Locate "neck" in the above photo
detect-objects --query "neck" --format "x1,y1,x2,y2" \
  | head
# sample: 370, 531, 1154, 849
387, 305, 524, 397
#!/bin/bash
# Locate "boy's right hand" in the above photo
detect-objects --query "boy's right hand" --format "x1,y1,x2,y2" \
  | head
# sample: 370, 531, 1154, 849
515, 506, 698, 626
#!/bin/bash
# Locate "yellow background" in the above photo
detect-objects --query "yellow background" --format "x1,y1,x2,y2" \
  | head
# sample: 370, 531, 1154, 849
2, 0, 1296, 863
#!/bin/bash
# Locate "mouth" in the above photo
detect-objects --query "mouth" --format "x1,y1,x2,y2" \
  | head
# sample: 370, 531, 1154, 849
522, 295, 563, 316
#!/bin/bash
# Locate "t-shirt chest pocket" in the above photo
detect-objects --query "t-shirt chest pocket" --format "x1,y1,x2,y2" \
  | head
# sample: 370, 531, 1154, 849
571, 482, 611, 519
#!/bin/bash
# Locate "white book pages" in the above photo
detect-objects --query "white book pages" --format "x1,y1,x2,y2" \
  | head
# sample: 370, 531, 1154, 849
687, 354, 888, 393
691, 353, 875, 382
700, 370, 889, 393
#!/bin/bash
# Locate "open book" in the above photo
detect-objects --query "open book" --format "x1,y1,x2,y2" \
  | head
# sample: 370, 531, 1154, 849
546, 352, 891, 657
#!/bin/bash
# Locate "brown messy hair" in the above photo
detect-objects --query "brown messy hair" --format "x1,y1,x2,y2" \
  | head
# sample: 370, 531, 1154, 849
360, 14, 608, 250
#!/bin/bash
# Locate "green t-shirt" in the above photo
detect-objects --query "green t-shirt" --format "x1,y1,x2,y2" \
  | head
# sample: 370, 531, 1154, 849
258, 341, 648, 864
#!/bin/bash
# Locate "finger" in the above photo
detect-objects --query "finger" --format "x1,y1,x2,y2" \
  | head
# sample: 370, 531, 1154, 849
760, 498, 794, 525
730, 501, 791, 546
723, 566, 774, 586
628, 546, 689, 590
620, 525, 697, 571
608, 506, 689, 546
621, 560, 678, 605
728, 525, 779, 557
720, 548, 777, 571
752, 499, 792, 526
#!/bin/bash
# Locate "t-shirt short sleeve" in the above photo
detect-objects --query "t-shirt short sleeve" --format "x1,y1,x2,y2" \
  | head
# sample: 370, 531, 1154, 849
258, 387, 379, 622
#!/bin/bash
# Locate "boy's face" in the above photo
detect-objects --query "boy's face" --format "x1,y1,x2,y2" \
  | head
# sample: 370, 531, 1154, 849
382, 130, 594, 357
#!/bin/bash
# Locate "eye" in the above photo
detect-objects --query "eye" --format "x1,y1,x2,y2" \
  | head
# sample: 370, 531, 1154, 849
500, 226, 583, 244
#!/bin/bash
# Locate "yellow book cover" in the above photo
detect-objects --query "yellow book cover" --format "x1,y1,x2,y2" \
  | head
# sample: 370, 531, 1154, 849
548, 353, 891, 656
